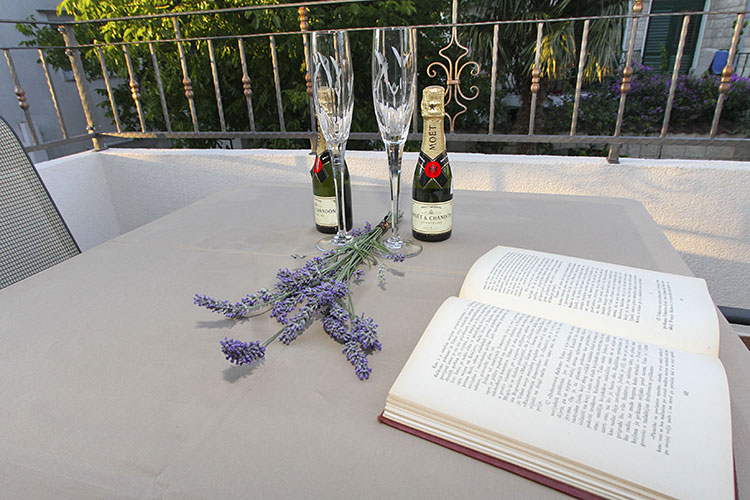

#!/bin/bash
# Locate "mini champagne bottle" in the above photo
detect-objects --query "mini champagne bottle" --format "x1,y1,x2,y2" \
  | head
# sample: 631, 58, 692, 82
311, 125, 353, 234
412, 86, 453, 242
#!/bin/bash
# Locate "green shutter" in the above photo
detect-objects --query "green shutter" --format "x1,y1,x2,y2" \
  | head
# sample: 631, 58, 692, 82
642, 0, 704, 74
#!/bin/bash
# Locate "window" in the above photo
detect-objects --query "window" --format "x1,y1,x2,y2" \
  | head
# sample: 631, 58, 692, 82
642, 0, 705, 73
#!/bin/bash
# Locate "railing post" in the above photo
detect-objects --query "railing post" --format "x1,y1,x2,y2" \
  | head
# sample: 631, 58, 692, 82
488, 24, 499, 135
238, 39, 257, 133
3, 49, 39, 145
269, 35, 286, 133
95, 45, 122, 133
607, 0, 643, 164
528, 22, 543, 135
299, 6, 315, 151
710, 13, 745, 138
207, 39, 227, 132
148, 42, 172, 132
123, 45, 146, 132
173, 17, 199, 132
38, 48, 68, 139
570, 19, 590, 136
59, 24, 105, 151
659, 15, 690, 157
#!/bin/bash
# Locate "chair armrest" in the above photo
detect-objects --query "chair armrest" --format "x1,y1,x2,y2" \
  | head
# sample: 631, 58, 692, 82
718, 306, 750, 326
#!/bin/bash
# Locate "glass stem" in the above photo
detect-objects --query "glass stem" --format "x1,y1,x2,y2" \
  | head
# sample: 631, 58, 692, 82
330, 143, 349, 244
386, 142, 404, 241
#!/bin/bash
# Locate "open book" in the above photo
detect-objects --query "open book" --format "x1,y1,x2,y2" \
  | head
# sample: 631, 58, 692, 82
381, 246, 733, 500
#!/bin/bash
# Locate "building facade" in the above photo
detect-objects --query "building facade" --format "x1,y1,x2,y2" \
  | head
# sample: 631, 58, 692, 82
629, 0, 750, 76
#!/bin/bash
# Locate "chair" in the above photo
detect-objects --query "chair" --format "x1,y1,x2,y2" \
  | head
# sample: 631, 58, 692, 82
719, 306, 750, 326
0, 115, 80, 288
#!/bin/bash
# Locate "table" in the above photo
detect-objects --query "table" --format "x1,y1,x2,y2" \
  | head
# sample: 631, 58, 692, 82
1, 182, 748, 499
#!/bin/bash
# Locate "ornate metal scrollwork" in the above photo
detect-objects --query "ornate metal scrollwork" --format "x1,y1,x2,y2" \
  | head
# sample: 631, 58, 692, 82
426, 0, 480, 132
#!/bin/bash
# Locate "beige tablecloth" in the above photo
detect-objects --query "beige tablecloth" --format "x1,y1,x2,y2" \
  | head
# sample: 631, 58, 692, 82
1, 182, 748, 499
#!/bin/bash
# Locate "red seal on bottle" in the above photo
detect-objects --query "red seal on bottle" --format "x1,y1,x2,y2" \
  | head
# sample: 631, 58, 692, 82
313, 157, 323, 173
425, 161, 442, 178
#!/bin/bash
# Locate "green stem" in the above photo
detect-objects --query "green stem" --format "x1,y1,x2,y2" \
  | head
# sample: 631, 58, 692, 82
262, 326, 286, 347
347, 290, 355, 317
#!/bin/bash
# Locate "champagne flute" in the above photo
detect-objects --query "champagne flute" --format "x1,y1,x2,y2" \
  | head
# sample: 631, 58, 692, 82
372, 27, 421, 257
311, 30, 354, 251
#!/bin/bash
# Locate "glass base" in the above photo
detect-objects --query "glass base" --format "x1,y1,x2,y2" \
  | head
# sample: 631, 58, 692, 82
316, 232, 353, 252
380, 235, 422, 258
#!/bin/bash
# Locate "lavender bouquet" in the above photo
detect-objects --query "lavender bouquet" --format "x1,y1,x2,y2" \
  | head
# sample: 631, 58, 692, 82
194, 214, 402, 380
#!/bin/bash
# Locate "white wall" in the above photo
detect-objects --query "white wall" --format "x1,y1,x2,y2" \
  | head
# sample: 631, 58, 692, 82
34, 151, 120, 251
37, 148, 750, 310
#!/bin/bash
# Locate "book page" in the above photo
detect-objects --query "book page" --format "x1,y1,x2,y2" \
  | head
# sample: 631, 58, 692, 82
386, 297, 733, 500
459, 246, 719, 357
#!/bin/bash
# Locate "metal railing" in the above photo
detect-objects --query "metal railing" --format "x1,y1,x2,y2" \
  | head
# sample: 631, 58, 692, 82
2, 0, 749, 163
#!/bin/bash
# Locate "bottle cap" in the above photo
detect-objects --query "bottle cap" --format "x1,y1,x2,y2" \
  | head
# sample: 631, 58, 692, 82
421, 85, 445, 118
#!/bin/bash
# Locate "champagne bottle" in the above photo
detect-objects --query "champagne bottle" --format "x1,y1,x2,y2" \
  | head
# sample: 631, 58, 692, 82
412, 86, 452, 242
311, 126, 353, 234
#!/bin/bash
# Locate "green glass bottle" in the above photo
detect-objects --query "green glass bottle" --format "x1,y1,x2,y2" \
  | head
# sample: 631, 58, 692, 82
412, 86, 453, 242
311, 126, 353, 234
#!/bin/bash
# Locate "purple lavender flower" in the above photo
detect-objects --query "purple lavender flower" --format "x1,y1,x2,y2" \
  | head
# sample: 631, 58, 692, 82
194, 294, 246, 319
352, 314, 381, 351
279, 321, 305, 345
385, 253, 405, 263
197, 217, 398, 380
342, 340, 372, 380
353, 353, 372, 380
349, 221, 373, 238
377, 264, 387, 286
323, 314, 350, 342
194, 289, 274, 319
305, 279, 348, 308
270, 296, 298, 324
327, 302, 350, 323
342, 339, 360, 362
332, 280, 347, 296
279, 305, 315, 344
352, 269, 366, 282
194, 294, 231, 313
220, 338, 266, 366
322, 302, 352, 342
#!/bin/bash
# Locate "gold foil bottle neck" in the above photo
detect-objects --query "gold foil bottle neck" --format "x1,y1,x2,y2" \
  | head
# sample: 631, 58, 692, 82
317, 87, 334, 114
316, 125, 327, 154
421, 85, 445, 118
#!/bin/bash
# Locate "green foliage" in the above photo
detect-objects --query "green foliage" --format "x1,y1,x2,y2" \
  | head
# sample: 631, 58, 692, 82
463, 0, 628, 138
542, 65, 750, 137
17, 0, 444, 149
465, 0, 628, 82
659, 44, 670, 74
18, 1, 307, 147
16, 0, 650, 153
